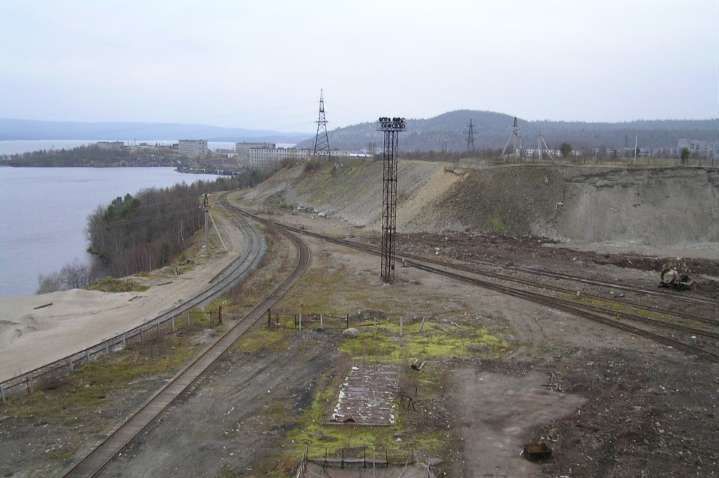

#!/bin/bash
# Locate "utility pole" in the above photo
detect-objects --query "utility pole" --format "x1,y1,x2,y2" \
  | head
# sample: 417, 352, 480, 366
202, 193, 209, 253
466, 119, 475, 152
313, 89, 331, 159
634, 135, 638, 162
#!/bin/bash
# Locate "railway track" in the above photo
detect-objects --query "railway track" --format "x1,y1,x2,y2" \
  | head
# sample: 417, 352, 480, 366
394, 251, 718, 327
63, 207, 311, 478
231, 207, 719, 363
413, 247, 718, 307
0, 193, 266, 394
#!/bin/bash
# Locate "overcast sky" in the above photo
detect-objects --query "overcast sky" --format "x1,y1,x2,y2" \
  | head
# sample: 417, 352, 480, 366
1, 0, 717, 132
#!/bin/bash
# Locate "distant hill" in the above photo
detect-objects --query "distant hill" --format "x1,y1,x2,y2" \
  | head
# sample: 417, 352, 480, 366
296, 110, 719, 151
0, 118, 309, 144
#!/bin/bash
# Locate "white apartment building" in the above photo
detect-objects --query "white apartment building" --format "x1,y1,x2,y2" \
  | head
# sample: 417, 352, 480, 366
178, 139, 208, 158
247, 147, 313, 170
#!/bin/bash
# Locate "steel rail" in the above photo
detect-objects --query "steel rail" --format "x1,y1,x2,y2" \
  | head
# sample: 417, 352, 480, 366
232, 208, 719, 363
393, 251, 719, 328
63, 216, 311, 478
0, 195, 264, 395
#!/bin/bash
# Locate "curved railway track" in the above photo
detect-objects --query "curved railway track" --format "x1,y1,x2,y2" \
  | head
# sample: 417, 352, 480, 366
428, 250, 718, 307
231, 207, 719, 363
63, 208, 311, 478
0, 194, 265, 394
396, 251, 718, 327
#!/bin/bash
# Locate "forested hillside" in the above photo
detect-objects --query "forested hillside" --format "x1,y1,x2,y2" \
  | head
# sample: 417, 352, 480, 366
296, 110, 719, 152
4, 145, 179, 167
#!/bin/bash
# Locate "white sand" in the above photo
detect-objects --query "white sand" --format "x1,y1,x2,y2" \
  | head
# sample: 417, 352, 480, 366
0, 213, 248, 383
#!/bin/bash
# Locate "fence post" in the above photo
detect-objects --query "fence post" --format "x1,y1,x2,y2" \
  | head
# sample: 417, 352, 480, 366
0, 384, 5, 402
122, 333, 126, 346
105, 342, 110, 354
298, 313, 302, 334
346, 314, 349, 329
320, 313, 324, 329
187, 311, 191, 327
400, 316, 403, 337
156, 321, 160, 338
267, 309, 272, 328
85, 350, 90, 362
171, 316, 176, 332
25, 376, 32, 395
218, 305, 222, 325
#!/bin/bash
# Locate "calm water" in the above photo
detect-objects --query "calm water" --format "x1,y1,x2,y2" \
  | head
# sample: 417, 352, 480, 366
0, 167, 220, 296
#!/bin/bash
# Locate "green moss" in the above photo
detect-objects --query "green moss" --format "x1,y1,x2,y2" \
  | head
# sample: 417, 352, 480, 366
88, 277, 149, 292
339, 320, 508, 362
283, 320, 506, 461
286, 373, 444, 460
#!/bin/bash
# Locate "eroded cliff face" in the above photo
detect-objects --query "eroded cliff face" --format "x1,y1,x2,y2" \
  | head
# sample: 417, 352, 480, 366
247, 160, 719, 247
557, 168, 719, 245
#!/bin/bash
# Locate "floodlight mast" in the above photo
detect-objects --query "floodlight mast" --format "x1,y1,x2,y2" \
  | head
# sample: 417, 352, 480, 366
377, 116, 406, 283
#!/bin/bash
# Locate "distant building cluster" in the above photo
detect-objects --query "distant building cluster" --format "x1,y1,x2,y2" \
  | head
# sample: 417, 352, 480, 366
677, 139, 719, 158
88, 139, 373, 171
178, 139, 208, 158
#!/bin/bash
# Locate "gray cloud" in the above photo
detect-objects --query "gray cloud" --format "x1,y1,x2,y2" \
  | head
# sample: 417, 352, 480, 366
1, 0, 716, 131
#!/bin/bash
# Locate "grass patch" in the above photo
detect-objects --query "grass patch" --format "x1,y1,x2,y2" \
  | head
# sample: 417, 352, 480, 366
88, 277, 149, 293
487, 213, 507, 233
1, 335, 199, 423
282, 319, 507, 462
280, 269, 347, 314
340, 319, 508, 363
232, 325, 291, 354
286, 372, 445, 460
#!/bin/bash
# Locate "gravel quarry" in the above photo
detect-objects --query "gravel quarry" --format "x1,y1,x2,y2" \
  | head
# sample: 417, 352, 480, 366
2, 159, 718, 478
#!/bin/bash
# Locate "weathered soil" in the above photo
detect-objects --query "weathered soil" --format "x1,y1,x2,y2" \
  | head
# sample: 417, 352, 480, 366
389, 231, 719, 301
237, 201, 719, 477
99, 335, 338, 478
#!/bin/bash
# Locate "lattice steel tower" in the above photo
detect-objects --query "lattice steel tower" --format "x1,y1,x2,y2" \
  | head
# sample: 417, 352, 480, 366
378, 117, 406, 283
501, 116, 523, 159
313, 89, 331, 157
466, 118, 476, 152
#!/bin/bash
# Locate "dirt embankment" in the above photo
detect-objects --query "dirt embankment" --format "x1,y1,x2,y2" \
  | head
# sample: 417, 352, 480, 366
245, 160, 719, 251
